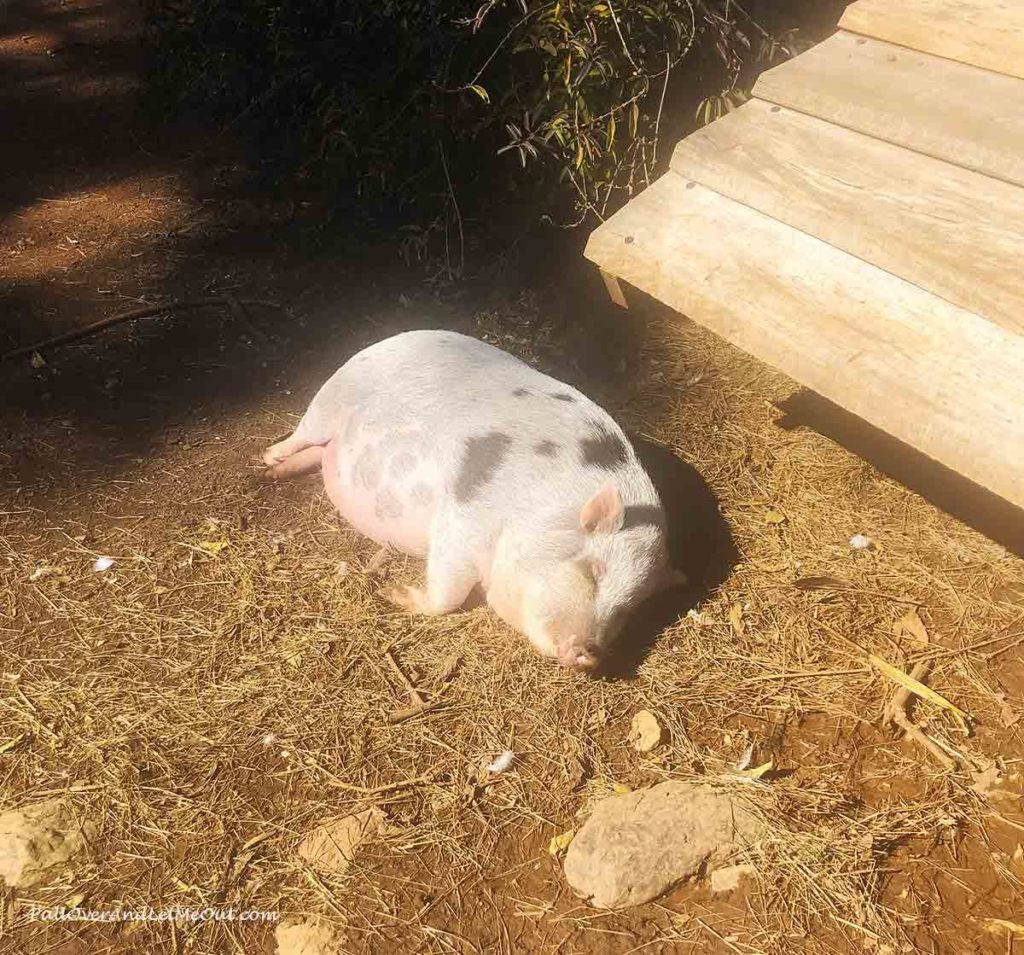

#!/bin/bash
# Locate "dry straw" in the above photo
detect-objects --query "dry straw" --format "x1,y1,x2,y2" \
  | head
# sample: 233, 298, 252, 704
2, 299, 1022, 952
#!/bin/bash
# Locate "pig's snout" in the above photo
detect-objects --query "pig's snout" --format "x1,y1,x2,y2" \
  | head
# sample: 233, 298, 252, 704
557, 639, 601, 672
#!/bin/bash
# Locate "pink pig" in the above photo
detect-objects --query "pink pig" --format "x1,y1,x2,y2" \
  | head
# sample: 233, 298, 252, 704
263, 330, 681, 670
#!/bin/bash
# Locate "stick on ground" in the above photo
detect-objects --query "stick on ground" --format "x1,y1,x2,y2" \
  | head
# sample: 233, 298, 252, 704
883, 660, 958, 771
2, 296, 285, 362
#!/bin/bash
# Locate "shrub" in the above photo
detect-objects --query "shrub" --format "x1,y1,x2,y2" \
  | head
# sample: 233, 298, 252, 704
144, 0, 797, 263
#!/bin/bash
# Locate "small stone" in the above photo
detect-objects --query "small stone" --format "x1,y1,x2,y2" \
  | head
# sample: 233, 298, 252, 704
0, 800, 96, 888
563, 781, 759, 909
275, 917, 347, 955
710, 863, 756, 894
296, 809, 382, 875
628, 710, 664, 753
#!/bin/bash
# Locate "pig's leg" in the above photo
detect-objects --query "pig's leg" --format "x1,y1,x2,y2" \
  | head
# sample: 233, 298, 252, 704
263, 433, 314, 466
263, 399, 356, 467
262, 445, 325, 482
387, 535, 478, 616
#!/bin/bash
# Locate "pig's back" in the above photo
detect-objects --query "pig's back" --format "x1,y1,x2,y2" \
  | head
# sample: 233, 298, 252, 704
340, 330, 633, 466
314, 330, 659, 548
341, 329, 541, 420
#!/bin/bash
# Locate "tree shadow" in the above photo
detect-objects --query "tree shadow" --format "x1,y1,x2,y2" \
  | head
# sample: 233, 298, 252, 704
0, 0, 420, 497
596, 435, 739, 679
0, 0, 146, 225
1, 0, 851, 517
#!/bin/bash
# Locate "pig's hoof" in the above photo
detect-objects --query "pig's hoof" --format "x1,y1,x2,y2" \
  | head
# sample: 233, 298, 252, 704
386, 583, 428, 614
245, 467, 276, 488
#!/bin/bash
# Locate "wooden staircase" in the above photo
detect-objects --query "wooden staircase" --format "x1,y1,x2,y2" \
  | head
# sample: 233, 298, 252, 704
585, 0, 1024, 511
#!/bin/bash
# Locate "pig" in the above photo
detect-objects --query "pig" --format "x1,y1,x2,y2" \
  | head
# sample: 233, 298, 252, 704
262, 329, 683, 671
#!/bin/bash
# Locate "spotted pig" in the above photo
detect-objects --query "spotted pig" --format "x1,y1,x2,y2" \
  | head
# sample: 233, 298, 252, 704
262, 329, 682, 670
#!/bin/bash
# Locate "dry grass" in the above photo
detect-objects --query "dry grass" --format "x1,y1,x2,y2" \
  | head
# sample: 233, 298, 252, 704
1, 299, 1023, 955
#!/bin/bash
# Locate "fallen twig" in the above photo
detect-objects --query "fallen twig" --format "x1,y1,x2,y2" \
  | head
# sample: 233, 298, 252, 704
871, 653, 970, 732
324, 772, 436, 796
2, 296, 285, 362
387, 698, 445, 725
882, 660, 958, 771
364, 546, 390, 576
385, 649, 425, 706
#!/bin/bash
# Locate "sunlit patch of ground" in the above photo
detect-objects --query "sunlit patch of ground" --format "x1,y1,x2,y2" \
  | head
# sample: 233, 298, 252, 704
3, 297, 1024, 954
2, 1, 1023, 953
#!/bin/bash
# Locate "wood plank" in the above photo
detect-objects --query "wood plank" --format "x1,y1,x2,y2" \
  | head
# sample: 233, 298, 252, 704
840, 0, 1024, 80
670, 99, 1024, 337
753, 31, 1024, 189
584, 173, 1024, 510
600, 269, 629, 308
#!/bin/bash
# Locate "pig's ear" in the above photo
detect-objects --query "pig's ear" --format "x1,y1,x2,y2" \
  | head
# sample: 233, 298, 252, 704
579, 483, 624, 535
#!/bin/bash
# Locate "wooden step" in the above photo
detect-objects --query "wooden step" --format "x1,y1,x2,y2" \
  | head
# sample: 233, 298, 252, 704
840, 0, 1024, 80
584, 172, 1024, 510
670, 99, 1024, 337
754, 31, 1024, 189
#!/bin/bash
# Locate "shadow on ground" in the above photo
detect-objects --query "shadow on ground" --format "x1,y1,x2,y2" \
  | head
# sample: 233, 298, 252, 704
598, 435, 739, 679
777, 391, 1024, 559
0, 0, 850, 509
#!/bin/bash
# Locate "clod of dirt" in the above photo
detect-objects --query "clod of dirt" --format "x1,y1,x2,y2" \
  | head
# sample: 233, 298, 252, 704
0, 800, 96, 888
296, 808, 382, 875
628, 710, 664, 752
275, 917, 348, 955
710, 863, 756, 894
563, 781, 759, 909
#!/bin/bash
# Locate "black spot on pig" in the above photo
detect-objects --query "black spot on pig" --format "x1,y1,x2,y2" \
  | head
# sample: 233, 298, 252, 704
455, 432, 512, 502
376, 489, 403, 519
535, 440, 559, 457
622, 504, 666, 532
579, 425, 628, 470
550, 392, 576, 402
353, 445, 382, 488
512, 388, 530, 397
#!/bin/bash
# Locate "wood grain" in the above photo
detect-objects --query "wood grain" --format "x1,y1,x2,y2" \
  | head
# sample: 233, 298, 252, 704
670, 99, 1024, 336
754, 31, 1024, 189
840, 0, 1024, 80
584, 173, 1024, 509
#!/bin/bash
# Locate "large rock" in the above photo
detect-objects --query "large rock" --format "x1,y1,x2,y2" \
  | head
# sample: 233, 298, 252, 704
563, 781, 758, 908
276, 917, 347, 955
0, 800, 96, 888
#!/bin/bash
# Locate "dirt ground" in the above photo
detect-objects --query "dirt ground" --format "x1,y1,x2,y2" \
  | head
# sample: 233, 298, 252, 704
3, 2, 1024, 954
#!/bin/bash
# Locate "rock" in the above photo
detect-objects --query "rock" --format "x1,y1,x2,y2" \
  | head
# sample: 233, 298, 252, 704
0, 800, 96, 888
275, 917, 347, 955
563, 781, 758, 909
296, 809, 382, 875
710, 863, 756, 894
628, 710, 664, 753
